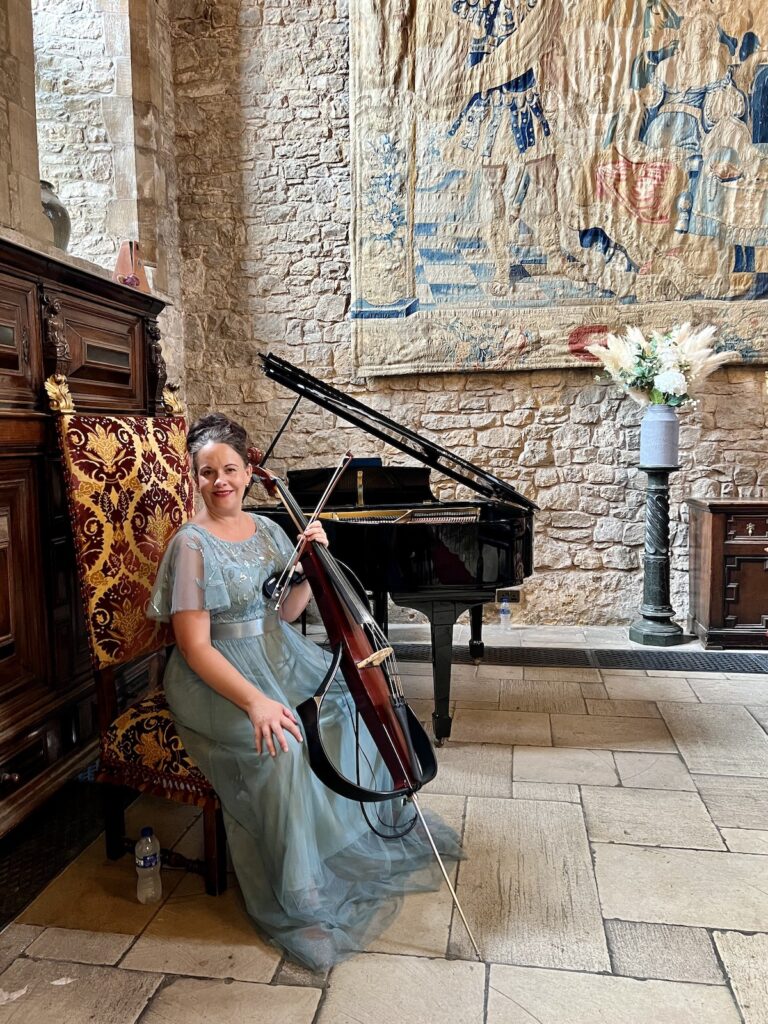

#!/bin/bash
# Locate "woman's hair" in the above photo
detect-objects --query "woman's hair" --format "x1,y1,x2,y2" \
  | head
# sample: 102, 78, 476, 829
186, 413, 250, 470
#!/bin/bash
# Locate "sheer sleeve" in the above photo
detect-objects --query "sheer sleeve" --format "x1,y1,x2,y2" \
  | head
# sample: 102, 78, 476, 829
258, 515, 296, 562
147, 527, 231, 621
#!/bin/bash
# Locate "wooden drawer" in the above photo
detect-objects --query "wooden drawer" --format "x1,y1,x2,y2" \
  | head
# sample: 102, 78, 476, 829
725, 514, 768, 542
42, 290, 146, 412
0, 730, 48, 799
0, 273, 42, 409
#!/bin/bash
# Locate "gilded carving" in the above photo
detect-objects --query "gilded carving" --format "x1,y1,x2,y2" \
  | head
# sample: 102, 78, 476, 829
161, 381, 185, 417
44, 373, 76, 414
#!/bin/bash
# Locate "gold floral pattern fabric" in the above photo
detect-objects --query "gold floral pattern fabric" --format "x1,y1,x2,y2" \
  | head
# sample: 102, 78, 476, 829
57, 414, 194, 669
99, 693, 212, 799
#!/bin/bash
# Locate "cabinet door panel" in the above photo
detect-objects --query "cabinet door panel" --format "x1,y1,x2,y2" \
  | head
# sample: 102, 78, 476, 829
43, 291, 146, 411
0, 461, 48, 700
45, 458, 91, 685
723, 551, 768, 629
0, 274, 42, 409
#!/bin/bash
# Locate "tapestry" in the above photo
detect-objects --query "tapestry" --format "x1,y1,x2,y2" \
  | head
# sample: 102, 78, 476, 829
349, 0, 768, 375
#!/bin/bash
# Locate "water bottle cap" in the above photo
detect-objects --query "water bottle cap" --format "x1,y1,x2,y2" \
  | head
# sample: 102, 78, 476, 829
141, 826, 153, 837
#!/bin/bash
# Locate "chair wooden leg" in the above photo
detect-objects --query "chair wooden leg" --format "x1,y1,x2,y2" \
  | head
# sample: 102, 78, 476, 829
203, 800, 227, 895
102, 784, 129, 860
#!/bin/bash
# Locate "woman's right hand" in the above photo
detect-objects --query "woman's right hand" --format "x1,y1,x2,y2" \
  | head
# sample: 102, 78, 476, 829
247, 694, 303, 756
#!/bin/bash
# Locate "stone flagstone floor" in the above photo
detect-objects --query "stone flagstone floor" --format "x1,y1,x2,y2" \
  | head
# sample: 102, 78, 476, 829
1, 628, 768, 1023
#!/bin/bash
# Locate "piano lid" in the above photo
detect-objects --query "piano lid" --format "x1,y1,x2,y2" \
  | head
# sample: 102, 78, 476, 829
260, 352, 538, 511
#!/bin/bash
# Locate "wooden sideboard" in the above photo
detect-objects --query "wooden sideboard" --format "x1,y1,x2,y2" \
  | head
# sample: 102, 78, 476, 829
0, 237, 168, 836
687, 499, 768, 649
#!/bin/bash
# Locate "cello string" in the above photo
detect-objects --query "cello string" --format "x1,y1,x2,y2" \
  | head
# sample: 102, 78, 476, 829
273, 453, 353, 604
325, 672, 417, 838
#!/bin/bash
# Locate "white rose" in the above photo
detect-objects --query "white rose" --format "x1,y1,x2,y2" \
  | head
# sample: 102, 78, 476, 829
656, 340, 680, 371
653, 369, 687, 396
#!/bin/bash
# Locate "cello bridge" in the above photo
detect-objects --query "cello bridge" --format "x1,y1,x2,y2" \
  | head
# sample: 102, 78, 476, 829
356, 646, 394, 669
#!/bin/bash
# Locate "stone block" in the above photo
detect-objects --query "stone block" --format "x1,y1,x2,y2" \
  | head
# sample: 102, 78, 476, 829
15, 171, 54, 243
100, 95, 136, 144
102, 12, 131, 55
314, 293, 347, 321
607, 920, 723, 984
0, 162, 10, 225
114, 55, 133, 95
105, 197, 139, 237
713, 932, 768, 1024
488, 964, 739, 1023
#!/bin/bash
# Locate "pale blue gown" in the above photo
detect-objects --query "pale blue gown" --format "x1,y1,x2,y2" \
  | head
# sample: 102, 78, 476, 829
148, 514, 461, 970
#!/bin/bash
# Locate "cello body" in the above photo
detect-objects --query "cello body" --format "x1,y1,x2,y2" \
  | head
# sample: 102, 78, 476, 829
253, 466, 437, 804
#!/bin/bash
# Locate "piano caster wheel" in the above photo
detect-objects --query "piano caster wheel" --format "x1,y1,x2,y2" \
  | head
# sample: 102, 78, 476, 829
431, 714, 452, 746
469, 640, 484, 662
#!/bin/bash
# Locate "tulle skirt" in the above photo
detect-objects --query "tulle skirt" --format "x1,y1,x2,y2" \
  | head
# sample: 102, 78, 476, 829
163, 621, 462, 971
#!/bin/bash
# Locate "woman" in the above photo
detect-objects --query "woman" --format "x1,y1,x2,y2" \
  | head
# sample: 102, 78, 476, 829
148, 413, 460, 970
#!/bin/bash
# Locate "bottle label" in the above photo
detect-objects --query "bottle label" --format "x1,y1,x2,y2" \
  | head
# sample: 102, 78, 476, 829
136, 853, 159, 869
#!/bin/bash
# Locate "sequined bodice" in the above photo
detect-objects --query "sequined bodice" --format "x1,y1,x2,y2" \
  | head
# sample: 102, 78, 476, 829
183, 517, 285, 624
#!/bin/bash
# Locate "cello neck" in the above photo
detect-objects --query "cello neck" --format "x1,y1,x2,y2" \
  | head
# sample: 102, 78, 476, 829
254, 470, 369, 624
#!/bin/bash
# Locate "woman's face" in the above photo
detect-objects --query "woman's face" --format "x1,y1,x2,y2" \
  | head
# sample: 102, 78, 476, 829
194, 442, 252, 516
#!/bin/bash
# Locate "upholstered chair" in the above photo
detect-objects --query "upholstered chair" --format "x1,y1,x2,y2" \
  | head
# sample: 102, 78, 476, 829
45, 374, 227, 895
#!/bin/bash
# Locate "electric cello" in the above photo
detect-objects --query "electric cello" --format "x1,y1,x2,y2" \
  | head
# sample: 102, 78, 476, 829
251, 459, 482, 959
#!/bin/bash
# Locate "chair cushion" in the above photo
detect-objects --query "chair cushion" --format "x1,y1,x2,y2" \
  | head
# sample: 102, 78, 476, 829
100, 693, 212, 795
57, 414, 195, 669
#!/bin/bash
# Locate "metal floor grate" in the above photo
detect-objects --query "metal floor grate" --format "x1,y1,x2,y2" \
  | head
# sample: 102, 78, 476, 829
393, 643, 591, 667
392, 643, 768, 674
592, 649, 768, 673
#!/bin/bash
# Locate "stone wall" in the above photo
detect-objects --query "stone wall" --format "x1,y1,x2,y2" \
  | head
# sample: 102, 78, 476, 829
135, 0, 185, 383
0, 0, 52, 243
169, 0, 768, 625
32, 0, 139, 269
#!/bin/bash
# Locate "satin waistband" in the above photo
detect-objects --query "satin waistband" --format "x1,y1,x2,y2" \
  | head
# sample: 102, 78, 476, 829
209, 615, 281, 640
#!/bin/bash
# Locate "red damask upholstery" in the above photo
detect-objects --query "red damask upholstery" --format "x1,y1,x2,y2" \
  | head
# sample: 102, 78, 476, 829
100, 693, 209, 798
57, 414, 193, 669
52, 397, 227, 894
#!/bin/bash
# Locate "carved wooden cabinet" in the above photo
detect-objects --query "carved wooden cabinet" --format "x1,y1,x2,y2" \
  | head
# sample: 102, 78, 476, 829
0, 237, 167, 835
687, 499, 768, 649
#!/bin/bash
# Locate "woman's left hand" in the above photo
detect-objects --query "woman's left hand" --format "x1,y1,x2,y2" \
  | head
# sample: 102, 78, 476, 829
301, 520, 329, 548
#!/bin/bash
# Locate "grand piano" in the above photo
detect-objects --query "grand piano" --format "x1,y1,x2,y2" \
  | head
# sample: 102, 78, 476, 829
247, 353, 537, 742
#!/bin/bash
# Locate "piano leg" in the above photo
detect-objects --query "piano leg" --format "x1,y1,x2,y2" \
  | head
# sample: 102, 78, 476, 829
394, 596, 487, 745
373, 591, 389, 635
428, 602, 459, 745
469, 604, 484, 662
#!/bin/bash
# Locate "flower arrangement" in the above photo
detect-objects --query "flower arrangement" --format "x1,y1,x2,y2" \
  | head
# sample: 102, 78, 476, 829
586, 323, 736, 407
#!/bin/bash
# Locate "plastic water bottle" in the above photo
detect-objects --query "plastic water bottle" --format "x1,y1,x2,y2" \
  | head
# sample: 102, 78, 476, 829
135, 827, 162, 904
498, 594, 512, 631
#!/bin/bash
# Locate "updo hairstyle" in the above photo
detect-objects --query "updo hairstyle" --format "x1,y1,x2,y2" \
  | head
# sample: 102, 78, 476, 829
186, 413, 250, 471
